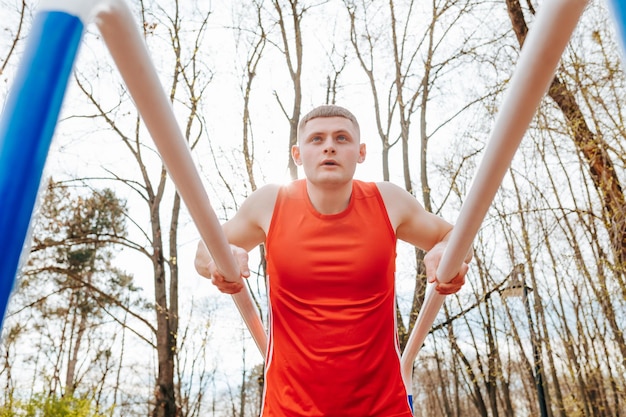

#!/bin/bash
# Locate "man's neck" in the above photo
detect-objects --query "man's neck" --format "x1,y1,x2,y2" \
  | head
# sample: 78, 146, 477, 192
305, 179, 353, 215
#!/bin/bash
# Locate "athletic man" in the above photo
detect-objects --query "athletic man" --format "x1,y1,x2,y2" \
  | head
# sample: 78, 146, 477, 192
195, 105, 471, 416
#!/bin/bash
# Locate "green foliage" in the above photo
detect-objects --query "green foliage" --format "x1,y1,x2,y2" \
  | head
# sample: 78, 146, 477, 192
31, 180, 128, 274
1, 180, 145, 402
0, 394, 110, 417
22, 178, 137, 310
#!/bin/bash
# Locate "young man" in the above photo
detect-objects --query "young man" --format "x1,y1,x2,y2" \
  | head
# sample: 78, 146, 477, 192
195, 105, 471, 416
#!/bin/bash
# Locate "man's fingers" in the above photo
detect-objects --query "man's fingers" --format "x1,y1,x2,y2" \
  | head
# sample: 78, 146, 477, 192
217, 284, 244, 295
234, 249, 250, 278
211, 274, 244, 294
424, 256, 436, 284
194, 242, 212, 277
433, 264, 468, 295
199, 244, 249, 294
435, 279, 463, 295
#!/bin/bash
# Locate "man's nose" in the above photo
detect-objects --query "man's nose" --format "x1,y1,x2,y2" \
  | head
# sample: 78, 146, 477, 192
323, 139, 336, 154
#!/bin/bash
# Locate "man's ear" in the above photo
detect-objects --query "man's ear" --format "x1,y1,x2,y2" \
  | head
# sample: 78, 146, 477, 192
357, 143, 366, 163
291, 145, 302, 165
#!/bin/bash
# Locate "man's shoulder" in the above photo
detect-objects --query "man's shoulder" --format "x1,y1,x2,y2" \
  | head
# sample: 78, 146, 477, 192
372, 181, 416, 211
371, 180, 404, 195
236, 184, 283, 235
249, 183, 283, 203
248, 180, 306, 209
268, 179, 307, 198
351, 179, 385, 198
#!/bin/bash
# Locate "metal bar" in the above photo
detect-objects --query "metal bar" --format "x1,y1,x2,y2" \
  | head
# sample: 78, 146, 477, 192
400, 0, 589, 394
0, 10, 84, 330
608, 0, 626, 63
94, 1, 267, 356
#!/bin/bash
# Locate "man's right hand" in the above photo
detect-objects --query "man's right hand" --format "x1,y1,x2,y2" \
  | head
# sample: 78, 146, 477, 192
194, 241, 250, 294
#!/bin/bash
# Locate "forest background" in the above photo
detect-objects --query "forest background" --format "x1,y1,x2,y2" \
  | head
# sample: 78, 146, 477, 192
1, 0, 625, 416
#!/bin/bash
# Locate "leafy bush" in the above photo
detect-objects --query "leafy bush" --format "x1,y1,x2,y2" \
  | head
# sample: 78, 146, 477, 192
0, 394, 109, 417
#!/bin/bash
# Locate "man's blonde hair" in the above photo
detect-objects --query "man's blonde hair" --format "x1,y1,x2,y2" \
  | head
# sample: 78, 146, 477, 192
297, 105, 360, 141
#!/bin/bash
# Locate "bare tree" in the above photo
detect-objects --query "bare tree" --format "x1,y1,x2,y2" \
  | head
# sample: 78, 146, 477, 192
268, 0, 306, 180
0, 0, 27, 77
65, 2, 216, 415
506, 0, 626, 301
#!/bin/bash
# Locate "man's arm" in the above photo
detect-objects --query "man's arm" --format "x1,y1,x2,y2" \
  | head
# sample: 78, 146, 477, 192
377, 181, 472, 294
194, 184, 280, 294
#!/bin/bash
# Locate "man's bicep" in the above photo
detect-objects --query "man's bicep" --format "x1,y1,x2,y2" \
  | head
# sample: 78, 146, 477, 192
397, 207, 453, 251
221, 184, 278, 251
222, 213, 265, 252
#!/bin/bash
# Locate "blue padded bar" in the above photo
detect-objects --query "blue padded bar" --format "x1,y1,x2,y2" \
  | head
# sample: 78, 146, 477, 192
609, 0, 626, 60
0, 11, 83, 330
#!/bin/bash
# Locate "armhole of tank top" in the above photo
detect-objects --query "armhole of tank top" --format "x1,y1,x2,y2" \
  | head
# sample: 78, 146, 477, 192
265, 184, 286, 247
372, 183, 397, 241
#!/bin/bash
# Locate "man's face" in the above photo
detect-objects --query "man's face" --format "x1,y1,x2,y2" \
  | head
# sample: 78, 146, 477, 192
292, 116, 366, 186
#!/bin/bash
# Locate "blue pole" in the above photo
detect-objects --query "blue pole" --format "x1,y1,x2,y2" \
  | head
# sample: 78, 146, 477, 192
608, 0, 626, 61
0, 11, 84, 330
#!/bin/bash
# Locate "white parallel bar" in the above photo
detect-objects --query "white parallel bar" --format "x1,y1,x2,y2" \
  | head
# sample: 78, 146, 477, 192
38, 0, 105, 23
94, 0, 267, 356
400, 0, 589, 392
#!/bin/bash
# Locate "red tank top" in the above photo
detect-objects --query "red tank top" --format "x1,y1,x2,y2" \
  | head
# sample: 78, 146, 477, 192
262, 179, 413, 416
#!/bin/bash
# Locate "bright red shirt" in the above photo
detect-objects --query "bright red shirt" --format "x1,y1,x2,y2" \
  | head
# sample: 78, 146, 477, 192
262, 179, 413, 416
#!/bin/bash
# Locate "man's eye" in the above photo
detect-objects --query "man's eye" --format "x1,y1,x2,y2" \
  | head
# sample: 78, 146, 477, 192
337, 135, 347, 141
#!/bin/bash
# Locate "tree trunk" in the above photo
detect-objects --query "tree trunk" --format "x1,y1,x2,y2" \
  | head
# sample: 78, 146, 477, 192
152, 212, 176, 417
65, 301, 88, 397
272, 0, 304, 181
